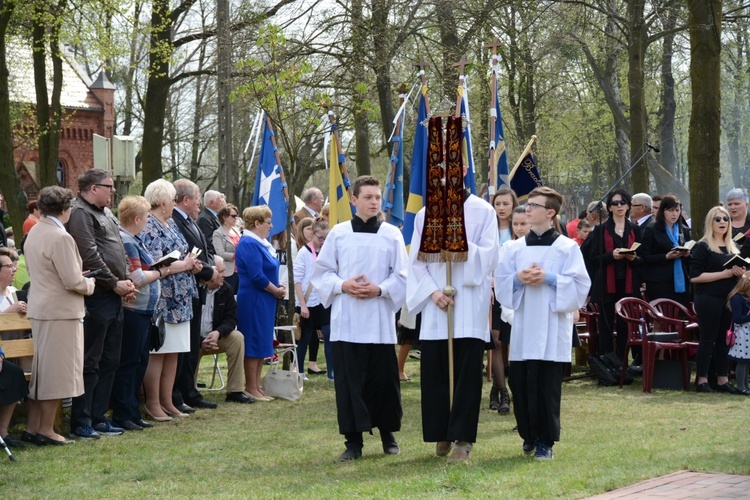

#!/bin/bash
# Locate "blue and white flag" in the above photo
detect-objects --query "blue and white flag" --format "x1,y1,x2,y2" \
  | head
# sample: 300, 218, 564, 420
402, 89, 428, 251
252, 113, 288, 237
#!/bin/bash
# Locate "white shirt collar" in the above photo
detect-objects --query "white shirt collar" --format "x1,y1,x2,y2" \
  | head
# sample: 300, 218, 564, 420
243, 229, 275, 252
637, 214, 652, 226
46, 216, 65, 230
304, 206, 317, 218
174, 206, 190, 220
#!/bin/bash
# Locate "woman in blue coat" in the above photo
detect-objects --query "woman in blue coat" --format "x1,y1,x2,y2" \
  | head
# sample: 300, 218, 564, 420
236, 206, 286, 401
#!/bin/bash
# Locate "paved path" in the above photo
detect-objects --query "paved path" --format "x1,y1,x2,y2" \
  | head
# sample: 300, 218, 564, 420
588, 471, 750, 499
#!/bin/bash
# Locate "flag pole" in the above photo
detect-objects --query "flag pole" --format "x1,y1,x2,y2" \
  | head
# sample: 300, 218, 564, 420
385, 84, 408, 223
485, 38, 503, 197
324, 105, 353, 201
265, 113, 290, 203
508, 135, 538, 181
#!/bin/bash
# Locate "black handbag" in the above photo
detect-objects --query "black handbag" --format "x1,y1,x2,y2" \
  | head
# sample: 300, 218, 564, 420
150, 312, 166, 351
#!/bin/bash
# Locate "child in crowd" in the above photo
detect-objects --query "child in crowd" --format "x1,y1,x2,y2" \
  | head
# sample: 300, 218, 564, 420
511, 206, 530, 239
728, 272, 750, 395
575, 219, 591, 246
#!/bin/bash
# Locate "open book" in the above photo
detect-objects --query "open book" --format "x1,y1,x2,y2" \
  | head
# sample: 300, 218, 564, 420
733, 232, 745, 242
672, 240, 696, 252
152, 250, 180, 270
723, 254, 750, 270
616, 242, 641, 255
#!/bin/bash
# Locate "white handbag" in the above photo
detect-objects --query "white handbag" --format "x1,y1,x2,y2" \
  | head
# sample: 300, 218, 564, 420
262, 347, 304, 401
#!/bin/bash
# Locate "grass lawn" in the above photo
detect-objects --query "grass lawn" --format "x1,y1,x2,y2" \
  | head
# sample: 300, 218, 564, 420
2, 354, 749, 498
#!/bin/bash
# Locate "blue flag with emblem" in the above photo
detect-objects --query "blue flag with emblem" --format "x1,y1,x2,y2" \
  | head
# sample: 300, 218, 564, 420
402, 89, 428, 251
459, 85, 477, 195
252, 113, 288, 237
510, 151, 543, 200
382, 124, 405, 227
490, 84, 509, 191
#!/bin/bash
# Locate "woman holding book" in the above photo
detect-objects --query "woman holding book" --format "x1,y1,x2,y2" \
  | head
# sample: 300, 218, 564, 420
690, 206, 745, 393
585, 189, 642, 357
639, 195, 692, 306
140, 180, 200, 419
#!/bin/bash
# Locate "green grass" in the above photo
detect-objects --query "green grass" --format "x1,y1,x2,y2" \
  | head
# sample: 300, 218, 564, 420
2, 355, 749, 498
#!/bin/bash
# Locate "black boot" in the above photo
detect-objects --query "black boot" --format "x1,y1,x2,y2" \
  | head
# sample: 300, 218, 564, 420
489, 384, 500, 411
380, 430, 400, 455
339, 432, 363, 462
498, 387, 510, 414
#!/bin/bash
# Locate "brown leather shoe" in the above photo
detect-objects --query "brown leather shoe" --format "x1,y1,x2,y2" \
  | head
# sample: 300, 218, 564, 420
446, 447, 470, 464
435, 441, 453, 457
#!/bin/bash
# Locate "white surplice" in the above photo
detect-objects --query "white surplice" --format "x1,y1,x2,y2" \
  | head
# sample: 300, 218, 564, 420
311, 221, 408, 344
406, 195, 499, 341
495, 234, 590, 362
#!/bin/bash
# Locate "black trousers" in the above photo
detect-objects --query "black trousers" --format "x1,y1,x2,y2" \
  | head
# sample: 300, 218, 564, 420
694, 293, 731, 379
71, 292, 124, 428
420, 338, 484, 443
332, 341, 402, 435
174, 297, 204, 406
509, 360, 565, 446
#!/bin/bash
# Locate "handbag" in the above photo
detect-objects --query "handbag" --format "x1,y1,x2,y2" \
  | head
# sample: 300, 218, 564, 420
293, 284, 314, 341
262, 347, 304, 401
150, 312, 166, 351
727, 326, 737, 347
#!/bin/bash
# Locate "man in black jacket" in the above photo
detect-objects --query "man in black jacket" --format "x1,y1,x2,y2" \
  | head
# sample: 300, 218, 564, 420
199, 256, 253, 403
196, 190, 225, 254
172, 179, 220, 410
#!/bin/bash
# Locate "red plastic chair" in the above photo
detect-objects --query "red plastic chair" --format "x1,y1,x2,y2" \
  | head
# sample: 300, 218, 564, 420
614, 298, 690, 393
650, 298, 700, 346
578, 301, 601, 356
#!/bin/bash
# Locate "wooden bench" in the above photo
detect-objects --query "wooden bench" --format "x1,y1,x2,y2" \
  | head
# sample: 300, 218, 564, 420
0, 312, 63, 432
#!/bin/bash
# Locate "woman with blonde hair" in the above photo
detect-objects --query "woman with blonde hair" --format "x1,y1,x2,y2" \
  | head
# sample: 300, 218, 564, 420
140, 180, 200, 419
690, 206, 744, 393
236, 206, 286, 400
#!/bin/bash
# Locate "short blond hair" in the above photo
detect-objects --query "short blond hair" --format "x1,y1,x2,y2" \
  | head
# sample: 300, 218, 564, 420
118, 195, 151, 226
243, 206, 272, 229
144, 179, 176, 209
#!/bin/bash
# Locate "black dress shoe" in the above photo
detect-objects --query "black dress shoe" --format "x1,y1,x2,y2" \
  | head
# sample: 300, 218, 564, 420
696, 382, 715, 393
190, 399, 218, 409
226, 392, 255, 404
21, 431, 38, 445
134, 419, 154, 428
3, 435, 28, 448
716, 382, 741, 395
380, 431, 400, 455
175, 403, 196, 414
307, 368, 325, 375
338, 447, 362, 462
116, 420, 144, 431
37, 434, 74, 446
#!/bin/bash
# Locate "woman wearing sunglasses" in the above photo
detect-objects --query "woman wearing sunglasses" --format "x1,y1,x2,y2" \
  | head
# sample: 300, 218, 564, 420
690, 206, 745, 393
585, 189, 643, 359
639, 194, 692, 306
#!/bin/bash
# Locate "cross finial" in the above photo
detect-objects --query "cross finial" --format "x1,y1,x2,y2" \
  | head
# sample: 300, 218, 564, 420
452, 55, 471, 76
484, 37, 504, 56
398, 83, 407, 94
413, 56, 430, 73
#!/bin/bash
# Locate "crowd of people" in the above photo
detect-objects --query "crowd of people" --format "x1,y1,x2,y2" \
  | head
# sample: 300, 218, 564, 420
0, 169, 748, 467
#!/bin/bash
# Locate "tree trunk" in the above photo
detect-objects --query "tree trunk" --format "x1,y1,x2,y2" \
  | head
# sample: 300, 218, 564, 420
727, 16, 746, 188
0, 0, 27, 234
436, 0, 459, 100
140, 0, 172, 190
627, 0, 649, 193
350, 0, 370, 176
657, 6, 678, 178
371, 0, 393, 148
687, 0, 722, 236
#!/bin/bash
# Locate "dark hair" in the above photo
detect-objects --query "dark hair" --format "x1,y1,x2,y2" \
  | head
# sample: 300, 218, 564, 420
77, 168, 111, 192
655, 194, 681, 225
0, 247, 18, 263
217, 203, 239, 224
352, 175, 380, 197
652, 194, 663, 203
577, 219, 591, 229
38, 186, 74, 216
578, 209, 587, 219
528, 186, 563, 216
606, 189, 631, 218
26, 200, 38, 213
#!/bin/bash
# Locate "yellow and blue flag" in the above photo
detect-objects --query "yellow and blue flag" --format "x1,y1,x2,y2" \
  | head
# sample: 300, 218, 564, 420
489, 87, 509, 191
252, 113, 288, 237
402, 89, 428, 251
510, 151, 543, 201
328, 127, 353, 225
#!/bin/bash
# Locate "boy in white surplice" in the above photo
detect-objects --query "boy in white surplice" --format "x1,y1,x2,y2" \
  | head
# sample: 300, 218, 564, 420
495, 187, 590, 461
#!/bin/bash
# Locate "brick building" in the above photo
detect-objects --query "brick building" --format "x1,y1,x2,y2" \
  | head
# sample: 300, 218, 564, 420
8, 43, 115, 200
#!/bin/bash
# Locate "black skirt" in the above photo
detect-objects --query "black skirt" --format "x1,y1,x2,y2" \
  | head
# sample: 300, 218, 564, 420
296, 304, 331, 330
0, 359, 29, 405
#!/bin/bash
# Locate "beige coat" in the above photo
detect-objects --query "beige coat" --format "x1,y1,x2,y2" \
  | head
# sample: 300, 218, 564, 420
25, 217, 95, 400
212, 225, 239, 276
